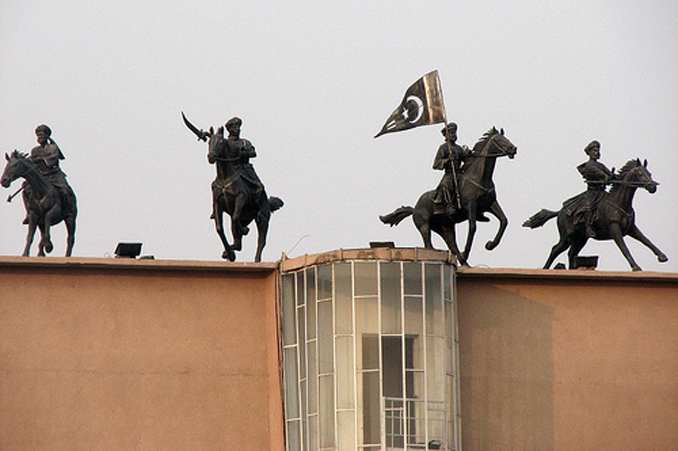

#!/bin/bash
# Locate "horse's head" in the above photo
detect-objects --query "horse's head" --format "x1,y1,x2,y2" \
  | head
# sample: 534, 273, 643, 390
475, 127, 517, 159
619, 158, 659, 194
2, 150, 29, 188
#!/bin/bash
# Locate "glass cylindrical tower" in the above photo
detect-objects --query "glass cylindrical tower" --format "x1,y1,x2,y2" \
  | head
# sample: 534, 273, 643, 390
280, 248, 461, 450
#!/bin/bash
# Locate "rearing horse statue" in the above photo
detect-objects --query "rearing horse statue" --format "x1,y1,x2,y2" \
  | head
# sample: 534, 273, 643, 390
380, 127, 517, 266
207, 127, 283, 262
182, 113, 283, 262
2, 150, 77, 256
523, 159, 668, 271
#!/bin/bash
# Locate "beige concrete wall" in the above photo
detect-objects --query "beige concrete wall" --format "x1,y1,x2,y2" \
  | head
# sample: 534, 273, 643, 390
457, 268, 678, 451
0, 257, 284, 451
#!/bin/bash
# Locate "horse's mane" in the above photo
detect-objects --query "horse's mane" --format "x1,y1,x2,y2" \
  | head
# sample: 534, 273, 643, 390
471, 127, 498, 153
610, 159, 641, 193
10, 150, 29, 159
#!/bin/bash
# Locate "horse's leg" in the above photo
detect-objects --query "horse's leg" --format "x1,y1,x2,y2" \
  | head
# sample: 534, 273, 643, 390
65, 216, 76, 257
461, 205, 478, 262
214, 201, 236, 261
543, 216, 572, 269
543, 237, 570, 269
231, 193, 249, 251
413, 210, 433, 249
23, 217, 38, 257
438, 224, 467, 267
627, 224, 668, 263
254, 214, 270, 263
567, 236, 588, 269
609, 222, 642, 271
40, 209, 57, 255
484, 200, 507, 251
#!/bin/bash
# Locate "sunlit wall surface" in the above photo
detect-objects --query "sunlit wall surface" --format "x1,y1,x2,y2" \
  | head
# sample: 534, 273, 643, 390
281, 260, 461, 450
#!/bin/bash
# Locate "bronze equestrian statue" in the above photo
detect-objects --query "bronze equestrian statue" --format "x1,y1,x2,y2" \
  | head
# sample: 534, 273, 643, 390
380, 126, 517, 266
2, 125, 77, 256
523, 145, 668, 271
182, 113, 283, 262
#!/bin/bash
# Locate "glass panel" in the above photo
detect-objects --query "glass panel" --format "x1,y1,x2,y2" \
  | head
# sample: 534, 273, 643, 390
405, 296, 423, 337
427, 405, 446, 448
306, 268, 317, 340
337, 410, 356, 451
406, 399, 426, 448
307, 340, 318, 414
425, 263, 443, 336
361, 334, 379, 370
308, 414, 319, 451
356, 296, 378, 335
319, 374, 336, 448
385, 397, 405, 449
427, 336, 445, 402
282, 274, 297, 346
403, 262, 422, 295
447, 375, 457, 449
336, 263, 353, 335
445, 301, 454, 375
318, 300, 334, 374
296, 271, 306, 306
443, 265, 452, 301
297, 306, 306, 379
361, 371, 381, 446
317, 264, 332, 301
406, 370, 424, 399
336, 336, 355, 409
355, 261, 377, 296
287, 419, 301, 451
380, 262, 402, 334
382, 336, 403, 398
284, 347, 299, 418
300, 380, 308, 449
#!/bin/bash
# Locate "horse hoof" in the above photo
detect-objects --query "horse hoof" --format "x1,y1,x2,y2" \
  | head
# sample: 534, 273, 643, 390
632, 266, 642, 272
658, 254, 668, 263
222, 250, 236, 261
485, 241, 497, 251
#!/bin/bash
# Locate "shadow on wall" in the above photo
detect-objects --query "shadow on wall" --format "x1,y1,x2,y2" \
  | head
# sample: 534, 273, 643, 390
458, 283, 555, 451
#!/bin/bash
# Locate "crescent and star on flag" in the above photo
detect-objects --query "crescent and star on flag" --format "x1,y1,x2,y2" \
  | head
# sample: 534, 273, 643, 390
374, 70, 447, 138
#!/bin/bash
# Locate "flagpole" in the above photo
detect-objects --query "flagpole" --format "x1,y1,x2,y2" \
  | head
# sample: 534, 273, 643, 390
438, 84, 462, 210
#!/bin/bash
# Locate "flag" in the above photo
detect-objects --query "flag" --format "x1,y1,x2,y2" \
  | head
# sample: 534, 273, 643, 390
374, 70, 446, 138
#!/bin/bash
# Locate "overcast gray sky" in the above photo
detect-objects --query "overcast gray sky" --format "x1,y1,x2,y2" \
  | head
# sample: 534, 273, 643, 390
1, 0, 676, 272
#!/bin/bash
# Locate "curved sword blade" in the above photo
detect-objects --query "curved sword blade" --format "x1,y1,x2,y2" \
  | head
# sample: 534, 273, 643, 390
181, 111, 210, 142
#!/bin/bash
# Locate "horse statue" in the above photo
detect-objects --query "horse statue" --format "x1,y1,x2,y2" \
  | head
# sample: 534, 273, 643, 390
182, 113, 283, 262
523, 159, 668, 271
2, 150, 77, 256
380, 127, 517, 266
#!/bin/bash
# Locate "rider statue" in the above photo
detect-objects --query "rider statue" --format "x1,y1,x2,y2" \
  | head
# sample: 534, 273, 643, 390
432, 122, 469, 216
564, 140, 615, 237
23, 124, 76, 222
208, 117, 266, 222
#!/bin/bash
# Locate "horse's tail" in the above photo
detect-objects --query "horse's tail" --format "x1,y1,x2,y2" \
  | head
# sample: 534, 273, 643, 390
380, 206, 414, 227
269, 196, 284, 213
522, 209, 558, 229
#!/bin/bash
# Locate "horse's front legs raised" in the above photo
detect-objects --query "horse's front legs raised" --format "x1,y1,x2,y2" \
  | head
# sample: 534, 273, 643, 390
609, 222, 641, 271
627, 224, 668, 264
484, 200, 508, 251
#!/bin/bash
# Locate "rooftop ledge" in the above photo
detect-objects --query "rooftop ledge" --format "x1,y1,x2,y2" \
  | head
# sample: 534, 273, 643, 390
0, 255, 278, 273
1, 250, 675, 283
